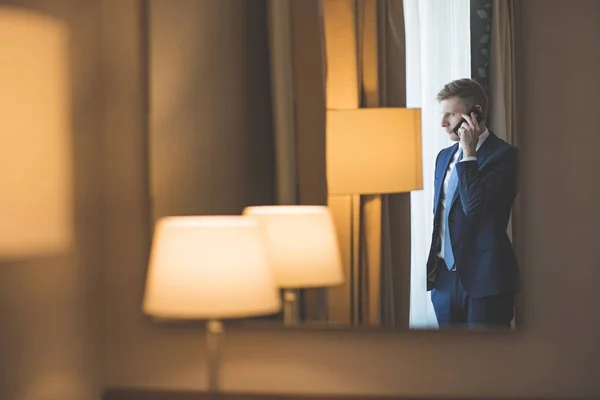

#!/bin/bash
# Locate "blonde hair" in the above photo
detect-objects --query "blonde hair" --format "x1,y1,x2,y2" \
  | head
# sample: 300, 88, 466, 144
436, 78, 488, 119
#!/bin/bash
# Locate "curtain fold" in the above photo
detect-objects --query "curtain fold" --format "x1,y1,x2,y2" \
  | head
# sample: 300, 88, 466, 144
267, 0, 328, 321
268, 0, 327, 207
489, 0, 516, 146
289, 0, 328, 207
377, 0, 411, 329
267, 0, 298, 207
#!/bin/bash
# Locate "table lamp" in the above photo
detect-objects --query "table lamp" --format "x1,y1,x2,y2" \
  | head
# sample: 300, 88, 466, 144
242, 205, 343, 325
142, 215, 281, 393
0, 6, 73, 260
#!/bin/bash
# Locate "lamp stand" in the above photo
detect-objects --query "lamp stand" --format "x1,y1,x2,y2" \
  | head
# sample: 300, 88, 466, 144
283, 289, 298, 325
206, 319, 224, 395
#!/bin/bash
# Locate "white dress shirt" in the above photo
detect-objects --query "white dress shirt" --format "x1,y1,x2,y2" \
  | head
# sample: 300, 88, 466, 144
437, 128, 490, 259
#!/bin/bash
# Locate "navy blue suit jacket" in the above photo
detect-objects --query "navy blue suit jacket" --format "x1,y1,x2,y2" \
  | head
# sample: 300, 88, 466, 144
426, 131, 519, 298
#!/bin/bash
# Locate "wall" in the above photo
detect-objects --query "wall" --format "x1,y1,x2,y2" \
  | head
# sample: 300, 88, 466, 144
0, 0, 104, 399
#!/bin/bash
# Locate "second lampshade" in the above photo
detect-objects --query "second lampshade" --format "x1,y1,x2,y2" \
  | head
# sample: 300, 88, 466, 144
242, 205, 344, 289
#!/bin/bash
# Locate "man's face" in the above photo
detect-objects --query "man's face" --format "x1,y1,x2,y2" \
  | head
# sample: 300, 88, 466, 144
440, 96, 468, 142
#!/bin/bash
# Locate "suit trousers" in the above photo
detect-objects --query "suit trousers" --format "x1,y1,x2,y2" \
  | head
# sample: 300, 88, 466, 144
431, 257, 515, 328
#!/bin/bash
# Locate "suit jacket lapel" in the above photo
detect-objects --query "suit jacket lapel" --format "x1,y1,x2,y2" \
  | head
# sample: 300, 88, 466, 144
473, 130, 500, 166
434, 143, 459, 218
449, 131, 500, 211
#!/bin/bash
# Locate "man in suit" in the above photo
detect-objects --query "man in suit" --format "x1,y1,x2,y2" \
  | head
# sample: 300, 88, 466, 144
427, 78, 519, 328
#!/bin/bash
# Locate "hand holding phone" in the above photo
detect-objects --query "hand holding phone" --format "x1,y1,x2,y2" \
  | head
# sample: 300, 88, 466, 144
452, 106, 483, 135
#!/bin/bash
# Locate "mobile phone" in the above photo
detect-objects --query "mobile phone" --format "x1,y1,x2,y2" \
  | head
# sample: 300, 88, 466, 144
452, 106, 483, 134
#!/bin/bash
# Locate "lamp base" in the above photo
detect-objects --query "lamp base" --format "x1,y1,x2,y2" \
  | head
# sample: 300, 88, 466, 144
283, 289, 298, 325
206, 319, 224, 394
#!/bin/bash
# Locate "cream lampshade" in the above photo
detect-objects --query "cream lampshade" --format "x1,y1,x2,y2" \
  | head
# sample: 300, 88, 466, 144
143, 215, 281, 319
242, 205, 343, 288
0, 7, 73, 259
327, 107, 423, 195
242, 205, 343, 325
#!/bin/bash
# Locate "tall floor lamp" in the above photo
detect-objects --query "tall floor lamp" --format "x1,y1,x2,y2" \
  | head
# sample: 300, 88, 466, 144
327, 107, 422, 325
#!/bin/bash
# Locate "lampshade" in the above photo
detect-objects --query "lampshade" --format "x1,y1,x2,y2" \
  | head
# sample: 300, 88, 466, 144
0, 7, 73, 259
242, 205, 343, 288
143, 216, 281, 319
326, 108, 423, 195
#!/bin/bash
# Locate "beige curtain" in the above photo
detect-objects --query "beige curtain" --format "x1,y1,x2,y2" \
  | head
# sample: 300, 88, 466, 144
268, 0, 327, 207
375, 0, 411, 329
489, 0, 517, 147
267, 0, 328, 320
488, 0, 520, 326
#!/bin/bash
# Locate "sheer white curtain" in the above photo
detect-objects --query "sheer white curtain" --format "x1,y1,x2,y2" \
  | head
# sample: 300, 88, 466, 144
403, 0, 471, 329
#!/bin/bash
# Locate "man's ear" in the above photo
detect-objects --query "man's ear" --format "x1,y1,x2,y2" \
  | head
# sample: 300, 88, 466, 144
475, 105, 486, 121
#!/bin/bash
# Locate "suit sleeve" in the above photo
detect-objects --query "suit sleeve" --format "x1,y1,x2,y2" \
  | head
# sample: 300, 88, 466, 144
454, 146, 519, 216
